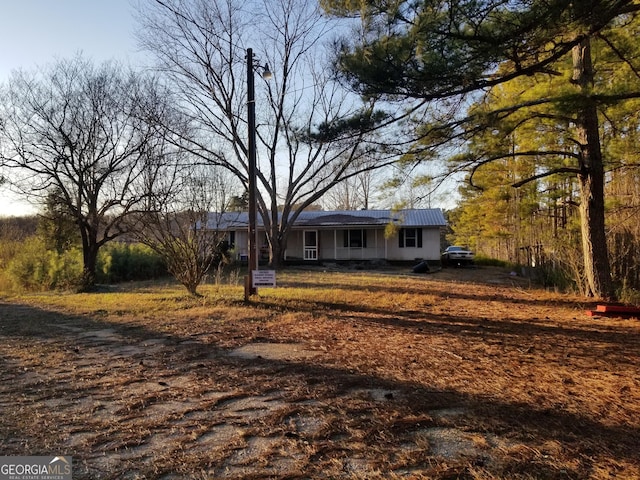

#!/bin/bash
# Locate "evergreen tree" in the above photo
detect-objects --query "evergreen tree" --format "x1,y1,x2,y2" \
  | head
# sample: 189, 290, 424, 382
449, 15, 640, 294
38, 188, 80, 254
325, 0, 640, 299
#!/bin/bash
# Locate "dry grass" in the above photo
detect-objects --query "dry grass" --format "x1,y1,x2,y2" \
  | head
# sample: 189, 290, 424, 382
0, 266, 639, 479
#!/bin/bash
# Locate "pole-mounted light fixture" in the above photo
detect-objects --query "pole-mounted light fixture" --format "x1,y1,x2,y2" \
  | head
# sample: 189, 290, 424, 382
262, 64, 272, 80
244, 48, 271, 301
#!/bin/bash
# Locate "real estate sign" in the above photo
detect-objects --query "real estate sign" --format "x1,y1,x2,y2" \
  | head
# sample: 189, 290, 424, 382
252, 270, 276, 288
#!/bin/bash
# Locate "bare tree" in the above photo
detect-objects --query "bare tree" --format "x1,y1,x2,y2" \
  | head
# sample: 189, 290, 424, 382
0, 56, 165, 290
323, 157, 381, 210
135, 162, 238, 296
136, 0, 399, 267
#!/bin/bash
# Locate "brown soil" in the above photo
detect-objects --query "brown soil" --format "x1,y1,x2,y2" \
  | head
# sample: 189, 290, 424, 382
0, 266, 639, 479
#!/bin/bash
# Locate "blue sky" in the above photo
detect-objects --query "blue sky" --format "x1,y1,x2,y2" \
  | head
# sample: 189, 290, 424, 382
1, 0, 144, 216
0, 0, 142, 80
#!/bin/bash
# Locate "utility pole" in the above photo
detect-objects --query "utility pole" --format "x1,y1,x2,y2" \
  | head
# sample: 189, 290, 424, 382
244, 48, 271, 301
245, 47, 258, 301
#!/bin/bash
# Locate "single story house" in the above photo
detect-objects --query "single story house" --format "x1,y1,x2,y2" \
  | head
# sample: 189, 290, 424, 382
203, 208, 447, 263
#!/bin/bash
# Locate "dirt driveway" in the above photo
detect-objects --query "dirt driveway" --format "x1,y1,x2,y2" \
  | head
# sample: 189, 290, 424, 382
0, 267, 639, 479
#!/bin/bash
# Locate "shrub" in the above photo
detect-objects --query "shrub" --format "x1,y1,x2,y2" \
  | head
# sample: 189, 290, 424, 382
3, 239, 166, 292
472, 255, 515, 268
6, 237, 49, 291
45, 247, 84, 290
6, 237, 83, 291
0, 239, 23, 290
97, 243, 166, 283
535, 263, 577, 292
616, 280, 640, 306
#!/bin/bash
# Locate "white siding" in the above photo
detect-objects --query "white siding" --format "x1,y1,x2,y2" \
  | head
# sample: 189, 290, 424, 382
386, 228, 441, 261
233, 230, 249, 260
250, 226, 442, 262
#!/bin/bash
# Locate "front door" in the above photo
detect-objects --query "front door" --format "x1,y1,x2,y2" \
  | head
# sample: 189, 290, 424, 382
303, 230, 318, 260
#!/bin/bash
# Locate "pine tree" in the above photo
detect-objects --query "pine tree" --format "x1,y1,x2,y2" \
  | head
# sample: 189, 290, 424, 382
325, 0, 640, 299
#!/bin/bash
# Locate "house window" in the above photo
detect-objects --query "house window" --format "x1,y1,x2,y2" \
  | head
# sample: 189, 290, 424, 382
228, 231, 236, 248
343, 229, 367, 248
399, 228, 422, 248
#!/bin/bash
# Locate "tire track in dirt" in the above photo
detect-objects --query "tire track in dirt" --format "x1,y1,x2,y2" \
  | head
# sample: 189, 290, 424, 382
0, 307, 506, 479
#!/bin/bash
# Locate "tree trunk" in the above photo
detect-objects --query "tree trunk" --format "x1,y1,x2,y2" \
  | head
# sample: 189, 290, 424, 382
269, 231, 287, 269
572, 39, 613, 300
81, 242, 99, 292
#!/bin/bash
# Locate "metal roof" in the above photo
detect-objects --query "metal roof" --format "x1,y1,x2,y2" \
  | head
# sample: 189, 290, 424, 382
202, 209, 447, 230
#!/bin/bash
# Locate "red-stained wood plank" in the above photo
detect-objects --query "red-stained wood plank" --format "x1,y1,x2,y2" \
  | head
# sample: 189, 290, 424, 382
586, 305, 640, 318
595, 304, 640, 313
